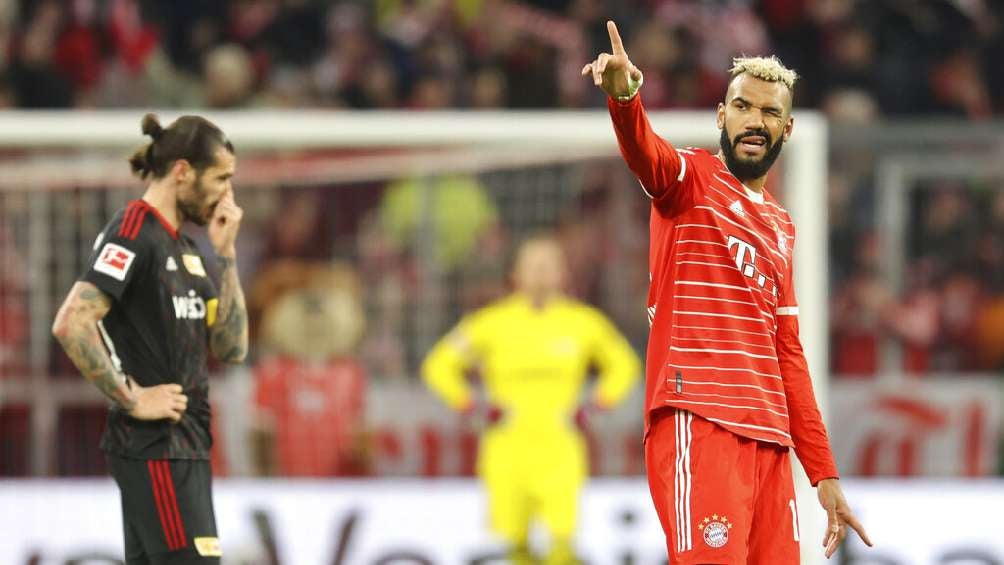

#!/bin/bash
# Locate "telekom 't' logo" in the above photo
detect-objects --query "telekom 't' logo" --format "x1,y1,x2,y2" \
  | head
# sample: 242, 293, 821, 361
727, 235, 757, 278
727, 235, 772, 291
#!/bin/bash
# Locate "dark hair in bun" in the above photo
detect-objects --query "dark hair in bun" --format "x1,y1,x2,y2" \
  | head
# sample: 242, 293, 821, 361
140, 113, 164, 140
128, 112, 234, 180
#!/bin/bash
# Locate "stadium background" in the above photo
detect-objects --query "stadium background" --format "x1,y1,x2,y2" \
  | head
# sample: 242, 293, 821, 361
0, 0, 1002, 563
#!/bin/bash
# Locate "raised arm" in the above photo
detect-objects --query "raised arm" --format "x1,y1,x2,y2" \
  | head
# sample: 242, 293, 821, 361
208, 189, 249, 363
583, 21, 691, 205
581, 20, 642, 100
52, 282, 187, 421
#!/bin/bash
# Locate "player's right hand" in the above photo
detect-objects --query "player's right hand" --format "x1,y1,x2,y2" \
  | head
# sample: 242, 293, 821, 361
817, 478, 872, 558
581, 20, 643, 99
129, 383, 188, 422
209, 188, 243, 259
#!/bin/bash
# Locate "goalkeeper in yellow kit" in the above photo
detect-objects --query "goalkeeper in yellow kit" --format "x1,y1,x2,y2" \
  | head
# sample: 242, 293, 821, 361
422, 235, 640, 564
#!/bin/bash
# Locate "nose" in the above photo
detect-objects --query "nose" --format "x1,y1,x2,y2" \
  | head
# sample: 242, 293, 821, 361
744, 108, 766, 131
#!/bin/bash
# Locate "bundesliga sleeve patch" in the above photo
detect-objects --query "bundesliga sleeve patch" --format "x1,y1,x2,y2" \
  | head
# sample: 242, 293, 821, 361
93, 243, 136, 281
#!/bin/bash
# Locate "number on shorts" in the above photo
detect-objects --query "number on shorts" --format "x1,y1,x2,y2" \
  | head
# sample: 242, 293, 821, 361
788, 499, 800, 542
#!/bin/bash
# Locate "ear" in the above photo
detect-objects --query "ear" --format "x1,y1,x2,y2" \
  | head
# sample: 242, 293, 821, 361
782, 115, 794, 143
171, 159, 194, 184
716, 102, 726, 130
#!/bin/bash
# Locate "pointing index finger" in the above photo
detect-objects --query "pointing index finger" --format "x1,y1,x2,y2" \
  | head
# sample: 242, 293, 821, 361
607, 20, 626, 55
844, 513, 873, 547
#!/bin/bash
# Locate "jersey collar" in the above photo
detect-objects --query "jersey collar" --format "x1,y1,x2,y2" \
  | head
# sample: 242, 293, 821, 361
134, 199, 179, 240
744, 185, 765, 204
713, 152, 767, 204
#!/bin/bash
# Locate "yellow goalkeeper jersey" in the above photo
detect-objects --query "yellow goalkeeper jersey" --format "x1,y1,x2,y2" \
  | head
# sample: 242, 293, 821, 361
422, 293, 640, 433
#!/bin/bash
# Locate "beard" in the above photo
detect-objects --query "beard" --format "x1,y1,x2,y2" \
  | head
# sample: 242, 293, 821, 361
177, 175, 211, 226
719, 126, 785, 182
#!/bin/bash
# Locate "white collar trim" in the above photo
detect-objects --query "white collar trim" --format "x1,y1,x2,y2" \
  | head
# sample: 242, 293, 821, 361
715, 152, 766, 204
744, 185, 765, 204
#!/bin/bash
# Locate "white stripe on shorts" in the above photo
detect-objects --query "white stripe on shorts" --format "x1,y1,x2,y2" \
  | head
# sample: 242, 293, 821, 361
675, 410, 693, 552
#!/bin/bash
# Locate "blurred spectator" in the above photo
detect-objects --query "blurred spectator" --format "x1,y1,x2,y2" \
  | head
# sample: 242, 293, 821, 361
830, 266, 894, 376
976, 296, 1004, 371
10, 0, 73, 107
913, 183, 980, 279
355, 210, 410, 379
261, 187, 334, 261
467, 65, 507, 108
0, 222, 27, 376
977, 192, 1004, 291
151, 0, 226, 74
203, 43, 256, 108
380, 174, 498, 269
821, 88, 879, 124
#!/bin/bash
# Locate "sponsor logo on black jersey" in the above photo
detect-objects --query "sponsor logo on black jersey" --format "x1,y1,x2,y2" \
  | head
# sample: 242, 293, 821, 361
173, 290, 207, 320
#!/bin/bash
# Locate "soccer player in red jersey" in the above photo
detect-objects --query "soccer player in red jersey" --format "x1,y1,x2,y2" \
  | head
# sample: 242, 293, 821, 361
582, 21, 872, 563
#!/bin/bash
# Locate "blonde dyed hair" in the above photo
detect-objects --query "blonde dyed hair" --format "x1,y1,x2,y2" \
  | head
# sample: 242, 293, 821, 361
729, 55, 798, 91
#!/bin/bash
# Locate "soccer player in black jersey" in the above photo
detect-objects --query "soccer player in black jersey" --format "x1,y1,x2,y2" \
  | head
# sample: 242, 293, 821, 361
52, 113, 248, 565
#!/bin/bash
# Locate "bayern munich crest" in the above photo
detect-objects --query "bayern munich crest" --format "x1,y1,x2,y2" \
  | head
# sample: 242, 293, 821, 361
699, 514, 733, 548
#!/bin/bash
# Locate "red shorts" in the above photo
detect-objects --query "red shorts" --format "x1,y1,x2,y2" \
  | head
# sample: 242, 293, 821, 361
645, 409, 800, 564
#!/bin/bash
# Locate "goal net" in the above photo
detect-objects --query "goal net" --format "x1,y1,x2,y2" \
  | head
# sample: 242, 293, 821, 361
0, 108, 827, 563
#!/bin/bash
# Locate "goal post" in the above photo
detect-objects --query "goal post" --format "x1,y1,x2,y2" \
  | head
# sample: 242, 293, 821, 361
0, 108, 827, 563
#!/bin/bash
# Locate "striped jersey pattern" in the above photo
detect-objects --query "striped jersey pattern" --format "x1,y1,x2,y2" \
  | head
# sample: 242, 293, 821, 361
644, 147, 797, 445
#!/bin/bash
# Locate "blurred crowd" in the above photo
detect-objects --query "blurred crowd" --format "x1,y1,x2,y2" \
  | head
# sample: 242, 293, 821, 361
830, 175, 1004, 376
0, 0, 1000, 382
2, 0, 1004, 477
0, 0, 999, 119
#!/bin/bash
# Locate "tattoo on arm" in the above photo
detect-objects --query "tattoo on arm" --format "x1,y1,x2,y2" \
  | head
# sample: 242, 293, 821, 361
53, 283, 136, 410
210, 256, 249, 363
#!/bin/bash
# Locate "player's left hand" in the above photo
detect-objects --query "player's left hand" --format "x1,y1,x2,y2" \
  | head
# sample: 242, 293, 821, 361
574, 401, 604, 432
209, 189, 243, 257
816, 478, 872, 558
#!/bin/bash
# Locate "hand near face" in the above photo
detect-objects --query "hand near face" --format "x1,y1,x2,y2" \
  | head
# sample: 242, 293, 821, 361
208, 189, 243, 257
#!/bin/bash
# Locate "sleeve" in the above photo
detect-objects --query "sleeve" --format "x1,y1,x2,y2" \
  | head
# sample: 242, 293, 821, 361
80, 216, 150, 302
607, 93, 698, 214
420, 313, 485, 411
585, 308, 642, 409
775, 238, 840, 486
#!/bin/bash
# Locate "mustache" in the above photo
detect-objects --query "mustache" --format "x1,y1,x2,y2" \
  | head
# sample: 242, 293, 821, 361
733, 129, 772, 147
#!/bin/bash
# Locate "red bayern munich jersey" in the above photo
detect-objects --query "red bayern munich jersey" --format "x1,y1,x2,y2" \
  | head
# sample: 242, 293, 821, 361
609, 94, 838, 484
